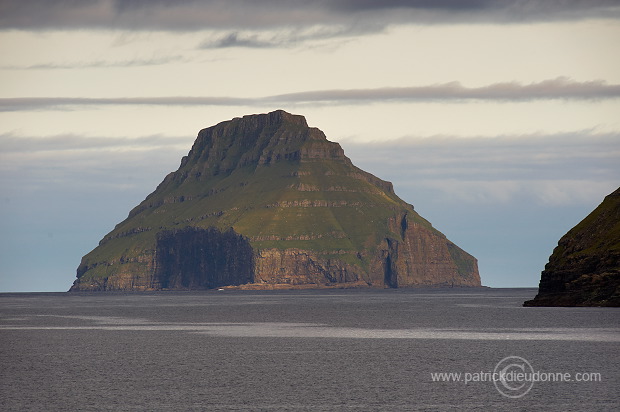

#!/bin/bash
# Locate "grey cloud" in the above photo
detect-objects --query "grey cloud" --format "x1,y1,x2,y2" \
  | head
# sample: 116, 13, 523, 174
4, 130, 617, 196
0, 96, 254, 111
200, 32, 277, 49
0, 0, 329, 31
332, 0, 620, 18
0, 133, 192, 153
340, 130, 620, 208
1, 55, 187, 70
341, 131, 620, 182
0, 133, 190, 200
199, 23, 385, 49
1, 78, 618, 111
271, 78, 620, 103
331, 0, 491, 11
1, 0, 618, 32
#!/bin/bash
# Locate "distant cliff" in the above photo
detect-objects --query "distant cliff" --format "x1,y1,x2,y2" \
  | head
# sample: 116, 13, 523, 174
70, 110, 480, 291
524, 188, 620, 307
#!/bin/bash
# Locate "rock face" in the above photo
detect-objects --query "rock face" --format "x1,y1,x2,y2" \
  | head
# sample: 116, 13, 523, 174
70, 110, 480, 291
524, 188, 620, 307
155, 227, 254, 289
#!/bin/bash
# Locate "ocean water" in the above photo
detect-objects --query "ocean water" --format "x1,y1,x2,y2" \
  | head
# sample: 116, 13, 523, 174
0, 288, 618, 411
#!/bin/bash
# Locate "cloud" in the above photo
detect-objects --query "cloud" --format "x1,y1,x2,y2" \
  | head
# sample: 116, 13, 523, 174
0, 132, 191, 153
341, 131, 620, 206
3, 129, 617, 208
0, 96, 254, 111
199, 23, 384, 49
1, 55, 187, 70
406, 179, 618, 207
1, 78, 618, 111
0, 132, 192, 198
0, 0, 618, 32
270, 78, 620, 103
331, 0, 620, 21
201, 32, 275, 49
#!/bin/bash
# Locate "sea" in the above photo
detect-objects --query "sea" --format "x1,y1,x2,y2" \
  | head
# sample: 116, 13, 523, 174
0, 288, 618, 411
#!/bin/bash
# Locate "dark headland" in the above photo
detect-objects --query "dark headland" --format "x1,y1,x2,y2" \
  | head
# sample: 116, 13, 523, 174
524, 187, 620, 307
70, 110, 480, 291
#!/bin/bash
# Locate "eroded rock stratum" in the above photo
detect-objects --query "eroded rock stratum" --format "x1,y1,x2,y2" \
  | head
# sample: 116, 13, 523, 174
70, 110, 480, 291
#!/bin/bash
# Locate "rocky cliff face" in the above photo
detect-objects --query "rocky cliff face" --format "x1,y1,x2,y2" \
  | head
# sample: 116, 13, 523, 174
524, 188, 620, 307
70, 110, 480, 291
155, 227, 254, 289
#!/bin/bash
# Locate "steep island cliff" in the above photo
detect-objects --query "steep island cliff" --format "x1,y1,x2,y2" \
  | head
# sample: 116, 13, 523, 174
524, 187, 620, 307
70, 110, 480, 291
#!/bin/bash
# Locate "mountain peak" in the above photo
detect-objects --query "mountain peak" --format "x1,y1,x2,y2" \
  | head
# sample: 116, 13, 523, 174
179, 110, 348, 179
240, 109, 308, 127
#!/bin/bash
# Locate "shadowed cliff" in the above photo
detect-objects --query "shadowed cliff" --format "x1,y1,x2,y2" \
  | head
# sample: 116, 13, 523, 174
524, 187, 620, 307
156, 227, 254, 289
70, 110, 480, 291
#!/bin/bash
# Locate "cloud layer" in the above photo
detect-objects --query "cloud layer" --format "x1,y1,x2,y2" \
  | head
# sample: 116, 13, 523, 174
3, 129, 617, 207
1, 0, 618, 32
342, 131, 620, 206
271, 78, 620, 104
1, 78, 618, 111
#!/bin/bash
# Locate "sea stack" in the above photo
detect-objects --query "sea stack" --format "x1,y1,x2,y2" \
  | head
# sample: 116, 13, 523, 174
70, 110, 480, 291
524, 187, 620, 307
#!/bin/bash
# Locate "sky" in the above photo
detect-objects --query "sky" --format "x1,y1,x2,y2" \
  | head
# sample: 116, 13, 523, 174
1, 0, 619, 292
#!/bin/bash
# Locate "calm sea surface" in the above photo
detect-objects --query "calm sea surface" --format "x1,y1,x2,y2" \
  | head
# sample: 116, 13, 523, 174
1, 288, 618, 411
